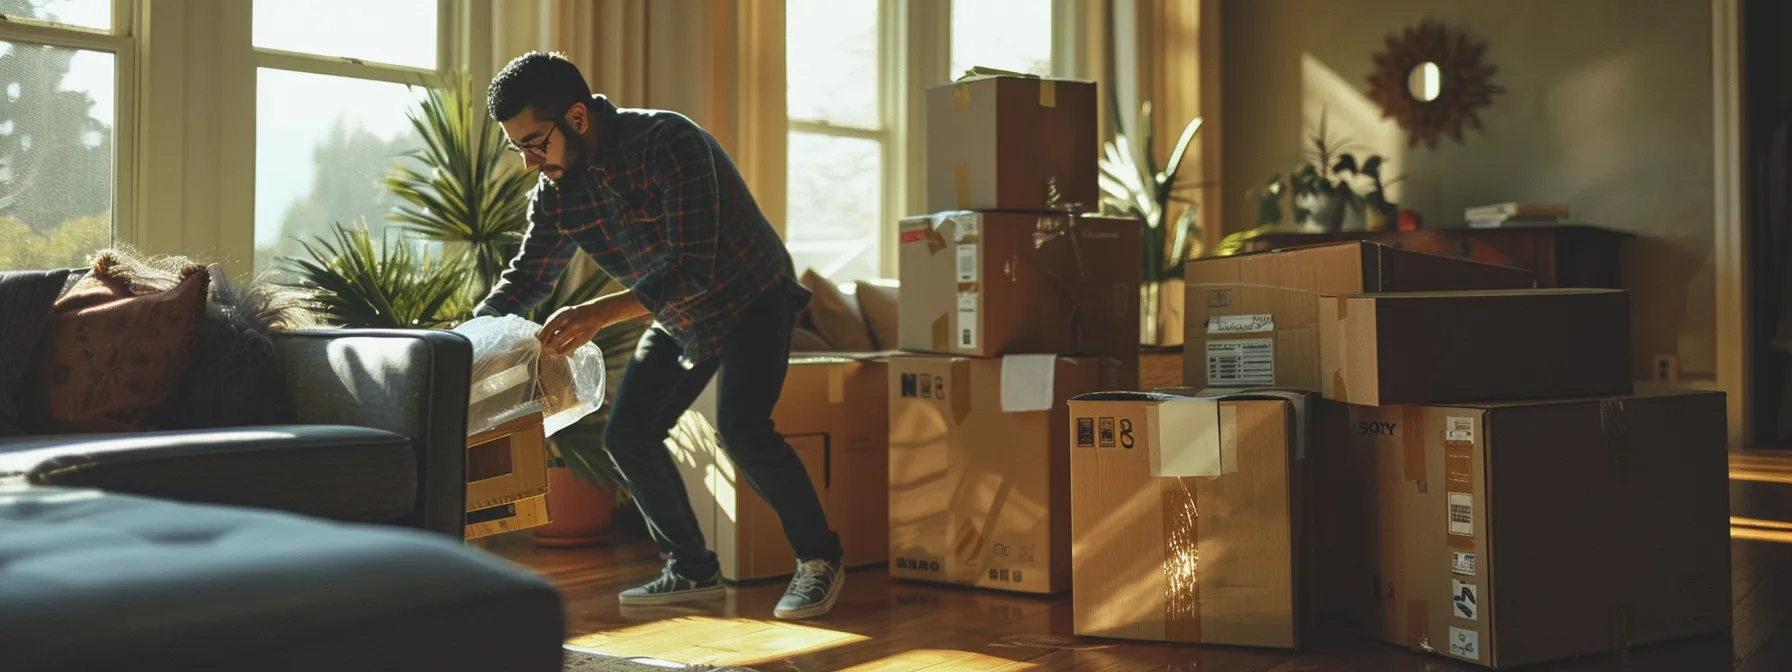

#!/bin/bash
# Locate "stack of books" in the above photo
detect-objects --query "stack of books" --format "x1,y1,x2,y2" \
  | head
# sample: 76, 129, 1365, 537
1465, 202, 1569, 228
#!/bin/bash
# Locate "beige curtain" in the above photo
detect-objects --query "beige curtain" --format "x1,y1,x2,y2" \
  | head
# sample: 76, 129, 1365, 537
1121, 0, 1221, 252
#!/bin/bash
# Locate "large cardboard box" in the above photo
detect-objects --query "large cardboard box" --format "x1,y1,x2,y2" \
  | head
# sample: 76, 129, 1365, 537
671, 355, 890, 581
1319, 288, 1633, 406
1182, 242, 1534, 393
1067, 390, 1313, 649
926, 75, 1097, 212
897, 211, 1139, 390
464, 412, 551, 540
888, 354, 1100, 594
1341, 391, 1731, 668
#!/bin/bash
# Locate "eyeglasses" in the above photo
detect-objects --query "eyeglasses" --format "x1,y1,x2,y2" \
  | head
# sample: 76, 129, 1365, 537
505, 124, 558, 158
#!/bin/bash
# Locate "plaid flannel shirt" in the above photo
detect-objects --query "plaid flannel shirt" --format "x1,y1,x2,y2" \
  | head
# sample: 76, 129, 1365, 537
476, 95, 810, 369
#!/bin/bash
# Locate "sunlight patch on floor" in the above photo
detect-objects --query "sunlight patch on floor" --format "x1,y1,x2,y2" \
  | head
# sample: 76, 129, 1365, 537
563, 616, 866, 667
836, 649, 1038, 671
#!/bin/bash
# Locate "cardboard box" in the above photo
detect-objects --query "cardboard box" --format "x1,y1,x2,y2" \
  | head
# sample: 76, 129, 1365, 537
672, 355, 890, 581
926, 75, 1097, 212
465, 495, 551, 541
1067, 390, 1313, 649
1319, 288, 1633, 406
464, 412, 551, 540
1341, 391, 1731, 668
1182, 242, 1535, 393
897, 211, 1139, 390
888, 354, 1100, 594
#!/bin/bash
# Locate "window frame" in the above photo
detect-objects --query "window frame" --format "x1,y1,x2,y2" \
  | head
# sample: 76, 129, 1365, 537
240, 0, 459, 272
788, 0, 1080, 281
0, 0, 138, 255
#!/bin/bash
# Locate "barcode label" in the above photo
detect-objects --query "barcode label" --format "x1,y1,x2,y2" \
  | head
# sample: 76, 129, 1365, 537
956, 244, 978, 283
1446, 416, 1475, 442
956, 292, 979, 350
1452, 551, 1477, 576
1448, 492, 1474, 536
1206, 339, 1274, 386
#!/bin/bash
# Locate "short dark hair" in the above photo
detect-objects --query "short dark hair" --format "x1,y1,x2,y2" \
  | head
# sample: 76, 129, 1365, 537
487, 51, 592, 122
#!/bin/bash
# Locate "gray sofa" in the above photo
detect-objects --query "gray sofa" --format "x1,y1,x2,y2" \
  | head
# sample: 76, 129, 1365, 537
0, 316, 568, 670
0, 328, 474, 537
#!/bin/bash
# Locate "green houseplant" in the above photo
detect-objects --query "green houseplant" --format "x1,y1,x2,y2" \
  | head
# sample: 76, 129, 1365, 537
1098, 97, 1204, 348
282, 70, 648, 545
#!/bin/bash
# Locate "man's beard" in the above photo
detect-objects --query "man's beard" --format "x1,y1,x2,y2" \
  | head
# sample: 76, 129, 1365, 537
541, 122, 591, 182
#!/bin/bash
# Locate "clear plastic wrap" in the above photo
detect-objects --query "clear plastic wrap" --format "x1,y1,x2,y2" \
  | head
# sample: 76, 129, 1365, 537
453, 315, 607, 437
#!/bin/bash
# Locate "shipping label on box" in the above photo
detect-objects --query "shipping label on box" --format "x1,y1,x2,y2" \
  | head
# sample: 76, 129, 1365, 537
888, 355, 1099, 595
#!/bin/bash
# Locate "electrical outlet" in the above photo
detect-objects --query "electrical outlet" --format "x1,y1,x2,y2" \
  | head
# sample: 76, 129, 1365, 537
1653, 355, 1680, 383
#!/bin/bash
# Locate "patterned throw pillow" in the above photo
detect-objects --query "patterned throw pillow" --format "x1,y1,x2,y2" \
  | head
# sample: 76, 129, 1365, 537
0, 269, 73, 436
20, 259, 211, 434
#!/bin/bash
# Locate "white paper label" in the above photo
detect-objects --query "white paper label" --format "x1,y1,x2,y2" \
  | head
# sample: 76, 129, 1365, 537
1452, 579, 1479, 621
955, 244, 978, 283
1149, 399, 1222, 478
1449, 626, 1480, 660
1448, 492, 1474, 537
957, 216, 980, 240
1446, 416, 1475, 442
1205, 339, 1274, 387
1452, 551, 1477, 576
1205, 314, 1275, 334
998, 355, 1058, 413
956, 292, 979, 350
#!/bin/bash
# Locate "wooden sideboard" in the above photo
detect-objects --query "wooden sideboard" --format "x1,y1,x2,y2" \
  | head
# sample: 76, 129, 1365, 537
1239, 225, 1631, 289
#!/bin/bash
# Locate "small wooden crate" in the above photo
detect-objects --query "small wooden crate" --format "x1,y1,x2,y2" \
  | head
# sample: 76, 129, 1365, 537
464, 412, 551, 540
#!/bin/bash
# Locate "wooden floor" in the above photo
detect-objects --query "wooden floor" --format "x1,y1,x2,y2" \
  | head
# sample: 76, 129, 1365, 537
487, 452, 1792, 671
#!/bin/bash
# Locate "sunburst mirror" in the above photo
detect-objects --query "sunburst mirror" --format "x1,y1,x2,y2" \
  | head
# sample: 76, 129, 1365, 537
1367, 21, 1504, 149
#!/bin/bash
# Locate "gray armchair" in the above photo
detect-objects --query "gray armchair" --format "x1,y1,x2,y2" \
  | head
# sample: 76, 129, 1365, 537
0, 328, 475, 538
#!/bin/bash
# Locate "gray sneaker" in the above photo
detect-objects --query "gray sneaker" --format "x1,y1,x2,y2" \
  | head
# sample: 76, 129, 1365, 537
617, 565, 725, 606
773, 558, 844, 620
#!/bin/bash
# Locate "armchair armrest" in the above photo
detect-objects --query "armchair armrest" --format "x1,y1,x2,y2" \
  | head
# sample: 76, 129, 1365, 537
273, 329, 473, 537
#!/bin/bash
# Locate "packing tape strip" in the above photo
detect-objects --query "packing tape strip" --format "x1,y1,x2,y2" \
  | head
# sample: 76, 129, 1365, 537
828, 366, 845, 404
954, 82, 971, 111
1039, 79, 1056, 107
1163, 476, 1202, 642
1219, 404, 1240, 475
951, 358, 973, 426
1402, 406, 1427, 482
954, 162, 971, 209
931, 314, 950, 351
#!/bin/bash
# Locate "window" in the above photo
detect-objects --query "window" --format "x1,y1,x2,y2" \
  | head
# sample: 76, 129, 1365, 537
249, 0, 440, 275
782, 0, 1063, 282
949, 0, 1055, 78
0, 0, 130, 272
784, 0, 886, 283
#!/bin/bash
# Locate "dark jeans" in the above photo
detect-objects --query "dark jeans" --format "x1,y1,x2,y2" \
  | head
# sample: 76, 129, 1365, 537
601, 291, 842, 579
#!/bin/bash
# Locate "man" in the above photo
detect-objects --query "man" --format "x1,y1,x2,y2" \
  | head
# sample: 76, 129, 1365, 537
474, 52, 845, 621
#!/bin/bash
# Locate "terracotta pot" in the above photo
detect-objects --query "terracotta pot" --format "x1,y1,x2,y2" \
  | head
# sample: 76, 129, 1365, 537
533, 466, 615, 548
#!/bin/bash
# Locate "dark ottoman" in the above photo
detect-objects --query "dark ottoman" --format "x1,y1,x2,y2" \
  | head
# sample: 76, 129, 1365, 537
0, 486, 564, 671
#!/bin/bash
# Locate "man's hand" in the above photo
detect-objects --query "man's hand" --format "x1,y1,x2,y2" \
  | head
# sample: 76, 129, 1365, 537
538, 303, 609, 356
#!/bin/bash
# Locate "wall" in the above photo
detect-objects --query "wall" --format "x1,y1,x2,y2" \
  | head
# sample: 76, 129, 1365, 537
1220, 0, 1716, 381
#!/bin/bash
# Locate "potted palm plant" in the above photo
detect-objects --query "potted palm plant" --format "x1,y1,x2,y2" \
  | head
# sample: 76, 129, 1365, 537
1098, 98, 1204, 348
282, 71, 648, 547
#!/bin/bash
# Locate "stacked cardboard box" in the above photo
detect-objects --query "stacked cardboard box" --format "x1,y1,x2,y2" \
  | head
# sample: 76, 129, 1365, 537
1066, 389, 1317, 649
1313, 286, 1732, 668
671, 354, 892, 582
888, 74, 1138, 595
